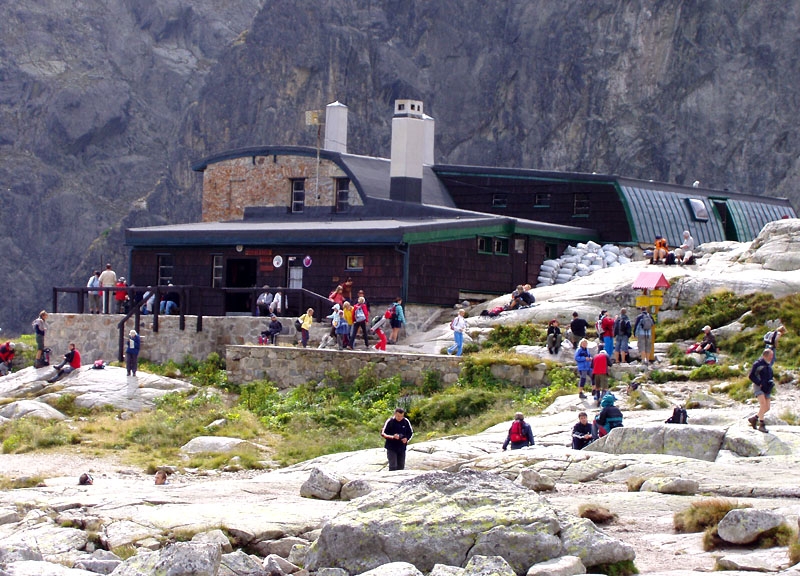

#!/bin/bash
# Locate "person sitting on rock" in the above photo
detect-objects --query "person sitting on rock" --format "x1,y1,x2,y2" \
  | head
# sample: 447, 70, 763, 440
0, 341, 15, 376
593, 394, 623, 439
572, 412, 593, 450
546, 319, 562, 355
652, 235, 669, 264
696, 325, 718, 363
502, 412, 534, 450
48, 342, 81, 383
262, 314, 283, 345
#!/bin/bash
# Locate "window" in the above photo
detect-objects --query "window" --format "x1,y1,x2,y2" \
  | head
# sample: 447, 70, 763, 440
492, 193, 508, 208
157, 254, 174, 285
687, 198, 709, 221
477, 236, 509, 256
573, 193, 590, 216
545, 243, 558, 260
336, 178, 350, 213
346, 255, 364, 270
291, 179, 305, 213
493, 237, 509, 255
534, 192, 551, 207
211, 255, 223, 288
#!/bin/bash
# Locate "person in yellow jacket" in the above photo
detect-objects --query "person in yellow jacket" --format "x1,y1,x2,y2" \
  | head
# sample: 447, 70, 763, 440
298, 308, 314, 348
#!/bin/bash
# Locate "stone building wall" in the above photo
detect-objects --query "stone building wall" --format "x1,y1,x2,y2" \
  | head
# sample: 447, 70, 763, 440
201, 155, 363, 222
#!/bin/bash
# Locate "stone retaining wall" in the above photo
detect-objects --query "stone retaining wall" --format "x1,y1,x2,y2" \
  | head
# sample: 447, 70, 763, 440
226, 345, 465, 389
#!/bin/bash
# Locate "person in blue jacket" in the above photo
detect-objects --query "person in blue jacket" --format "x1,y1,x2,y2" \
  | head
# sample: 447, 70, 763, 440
574, 338, 592, 399
126, 329, 141, 376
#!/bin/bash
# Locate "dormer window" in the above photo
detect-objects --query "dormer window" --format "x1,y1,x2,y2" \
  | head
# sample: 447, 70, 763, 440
336, 178, 350, 213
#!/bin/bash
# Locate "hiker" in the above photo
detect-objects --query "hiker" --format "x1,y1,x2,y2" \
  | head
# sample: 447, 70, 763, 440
613, 308, 631, 363
0, 341, 15, 376
447, 309, 467, 356
502, 412, 534, 450
591, 349, 610, 405
262, 314, 283, 345
574, 338, 592, 399
568, 311, 590, 346
763, 325, 786, 366
48, 342, 81, 383
633, 307, 654, 364
126, 330, 140, 376
32, 310, 48, 367
747, 348, 774, 433
571, 412, 593, 450
593, 393, 623, 439
381, 407, 413, 471
546, 319, 562, 355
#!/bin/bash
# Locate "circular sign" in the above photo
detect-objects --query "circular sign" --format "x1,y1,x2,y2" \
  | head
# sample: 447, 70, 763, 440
272, 255, 284, 268
303, 255, 313, 268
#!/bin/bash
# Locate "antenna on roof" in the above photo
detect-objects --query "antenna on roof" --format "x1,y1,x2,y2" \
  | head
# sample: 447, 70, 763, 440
305, 110, 325, 200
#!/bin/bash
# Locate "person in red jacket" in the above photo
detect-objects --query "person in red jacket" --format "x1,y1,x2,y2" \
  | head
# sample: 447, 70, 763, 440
0, 342, 15, 376
48, 343, 81, 383
115, 277, 130, 314
600, 311, 615, 356
591, 349, 610, 406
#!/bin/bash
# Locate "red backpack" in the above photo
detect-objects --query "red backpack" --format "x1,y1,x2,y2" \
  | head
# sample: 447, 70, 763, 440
509, 420, 526, 443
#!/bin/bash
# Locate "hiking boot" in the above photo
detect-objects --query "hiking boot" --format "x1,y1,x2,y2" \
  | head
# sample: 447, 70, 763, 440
757, 421, 768, 433
747, 415, 759, 429
579, 392, 587, 399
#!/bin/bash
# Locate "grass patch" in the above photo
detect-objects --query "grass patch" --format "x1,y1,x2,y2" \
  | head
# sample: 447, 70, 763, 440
0, 475, 45, 489
688, 364, 743, 381
722, 376, 757, 402
482, 323, 545, 349
648, 370, 689, 384
0, 419, 81, 453
673, 499, 750, 533
789, 541, 800, 566
112, 544, 137, 560
589, 559, 638, 576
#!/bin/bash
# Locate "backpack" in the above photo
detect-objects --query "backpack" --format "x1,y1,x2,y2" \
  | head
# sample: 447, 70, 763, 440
450, 318, 456, 330
509, 420, 527, 443
613, 317, 621, 336
763, 331, 776, 346
666, 406, 688, 424
595, 318, 603, 335
355, 306, 366, 322
385, 305, 397, 320
638, 313, 653, 331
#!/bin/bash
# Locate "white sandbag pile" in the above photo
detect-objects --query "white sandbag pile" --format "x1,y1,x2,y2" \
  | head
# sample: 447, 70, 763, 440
536, 242, 635, 287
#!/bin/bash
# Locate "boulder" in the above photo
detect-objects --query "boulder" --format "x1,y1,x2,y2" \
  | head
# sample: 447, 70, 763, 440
300, 468, 342, 500
341, 478, 372, 501
356, 562, 424, 576
0, 400, 65, 421
253, 536, 309, 559
109, 542, 221, 576
429, 565, 466, 576
305, 470, 631, 575
515, 468, 556, 492
639, 476, 699, 495
716, 508, 786, 544
0, 560, 97, 575
191, 529, 233, 553
526, 555, 586, 576
261, 554, 301, 575
462, 555, 515, 576
556, 512, 635, 568
583, 425, 725, 461
72, 549, 122, 575
180, 436, 254, 455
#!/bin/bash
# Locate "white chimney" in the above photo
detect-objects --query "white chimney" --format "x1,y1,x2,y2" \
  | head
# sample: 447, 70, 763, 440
324, 101, 348, 153
423, 113, 435, 165
390, 99, 424, 203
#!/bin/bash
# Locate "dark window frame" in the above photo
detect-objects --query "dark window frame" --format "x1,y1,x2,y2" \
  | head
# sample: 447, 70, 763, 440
291, 179, 305, 213
157, 254, 174, 286
573, 193, 590, 217
345, 255, 364, 271
534, 192, 551, 208
687, 198, 710, 221
492, 193, 508, 208
336, 178, 350, 213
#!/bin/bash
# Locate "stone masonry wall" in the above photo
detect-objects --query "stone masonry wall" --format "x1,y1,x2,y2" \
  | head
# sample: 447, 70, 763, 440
202, 155, 363, 222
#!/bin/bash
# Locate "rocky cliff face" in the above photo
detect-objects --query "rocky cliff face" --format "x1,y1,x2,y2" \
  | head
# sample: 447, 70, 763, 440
1, 0, 799, 333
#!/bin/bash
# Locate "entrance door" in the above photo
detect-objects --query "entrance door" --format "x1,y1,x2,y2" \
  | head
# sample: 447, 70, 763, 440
225, 258, 257, 312
287, 257, 303, 289
713, 201, 738, 241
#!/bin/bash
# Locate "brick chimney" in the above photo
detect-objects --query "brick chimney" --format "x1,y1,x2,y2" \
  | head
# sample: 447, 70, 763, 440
324, 101, 348, 153
390, 99, 425, 203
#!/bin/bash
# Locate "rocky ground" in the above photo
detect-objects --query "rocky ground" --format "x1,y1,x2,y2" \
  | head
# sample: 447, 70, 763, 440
2, 224, 800, 575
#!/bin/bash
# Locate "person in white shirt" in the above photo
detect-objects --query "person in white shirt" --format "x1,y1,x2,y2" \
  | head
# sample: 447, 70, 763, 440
677, 230, 695, 264
447, 309, 468, 356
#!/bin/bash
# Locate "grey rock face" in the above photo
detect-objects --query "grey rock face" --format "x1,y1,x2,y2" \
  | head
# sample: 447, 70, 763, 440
109, 541, 221, 576
525, 555, 586, 576
584, 425, 725, 461
716, 508, 786, 545
305, 470, 631, 575
340, 478, 372, 501
639, 476, 699, 495
356, 562, 425, 576
180, 436, 254, 455
462, 555, 516, 576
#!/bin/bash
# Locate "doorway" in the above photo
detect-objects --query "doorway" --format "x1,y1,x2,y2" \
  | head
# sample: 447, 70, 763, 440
226, 258, 257, 312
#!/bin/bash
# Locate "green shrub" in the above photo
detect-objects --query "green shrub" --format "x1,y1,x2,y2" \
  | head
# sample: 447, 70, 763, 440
0, 419, 81, 453
648, 370, 689, 384
420, 370, 444, 395
688, 363, 742, 381
483, 323, 544, 349
410, 388, 497, 426
589, 559, 638, 576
